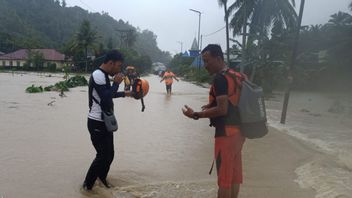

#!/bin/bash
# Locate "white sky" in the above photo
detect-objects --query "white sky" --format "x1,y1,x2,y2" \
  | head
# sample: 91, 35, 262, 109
65, 0, 351, 55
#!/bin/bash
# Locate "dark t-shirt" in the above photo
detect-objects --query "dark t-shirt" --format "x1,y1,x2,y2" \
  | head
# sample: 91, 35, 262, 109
210, 73, 228, 137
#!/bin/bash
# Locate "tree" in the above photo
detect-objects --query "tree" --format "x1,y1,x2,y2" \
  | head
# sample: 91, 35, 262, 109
107, 37, 114, 50
61, 0, 66, 8
26, 50, 45, 71
74, 20, 98, 72
217, 0, 231, 65
228, 0, 297, 76
328, 11, 352, 26
54, 0, 60, 6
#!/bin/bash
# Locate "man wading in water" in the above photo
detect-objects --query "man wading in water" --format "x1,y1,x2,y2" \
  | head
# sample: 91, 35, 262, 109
182, 44, 245, 198
83, 50, 132, 191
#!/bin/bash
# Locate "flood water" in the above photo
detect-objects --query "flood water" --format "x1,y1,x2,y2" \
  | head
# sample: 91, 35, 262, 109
1, 72, 351, 198
0, 72, 217, 198
267, 91, 352, 198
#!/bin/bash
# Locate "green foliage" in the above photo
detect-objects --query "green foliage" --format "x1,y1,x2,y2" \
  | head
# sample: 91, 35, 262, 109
26, 50, 45, 70
66, 75, 88, 87
54, 81, 69, 92
187, 68, 211, 84
26, 75, 87, 93
46, 63, 57, 72
62, 63, 70, 80
118, 48, 152, 74
168, 54, 194, 75
227, 1, 352, 92
44, 85, 54, 91
0, 0, 171, 66
26, 85, 43, 93
169, 54, 211, 84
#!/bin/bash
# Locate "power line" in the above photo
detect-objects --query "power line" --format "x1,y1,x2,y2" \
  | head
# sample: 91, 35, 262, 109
203, 26, 226, 37
78, 0, 97, 12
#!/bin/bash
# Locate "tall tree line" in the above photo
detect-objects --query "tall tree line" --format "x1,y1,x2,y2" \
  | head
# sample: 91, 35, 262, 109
215, 0, 352, 91
0, 0, 171, 63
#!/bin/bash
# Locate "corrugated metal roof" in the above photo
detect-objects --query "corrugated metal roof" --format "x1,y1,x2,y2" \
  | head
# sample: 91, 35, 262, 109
0, 49, 65, 61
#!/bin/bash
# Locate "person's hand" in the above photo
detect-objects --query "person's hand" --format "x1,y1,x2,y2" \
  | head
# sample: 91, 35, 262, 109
113, 73, 124, 84
182, 105, 195, 119
124, 91, 132, 97
201, 104, 210, 111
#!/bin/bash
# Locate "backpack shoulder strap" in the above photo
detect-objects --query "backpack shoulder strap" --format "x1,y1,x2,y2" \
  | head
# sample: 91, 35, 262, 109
223, 69, 246, 105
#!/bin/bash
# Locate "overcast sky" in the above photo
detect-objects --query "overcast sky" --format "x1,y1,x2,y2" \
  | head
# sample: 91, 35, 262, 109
65, 0, 351, 55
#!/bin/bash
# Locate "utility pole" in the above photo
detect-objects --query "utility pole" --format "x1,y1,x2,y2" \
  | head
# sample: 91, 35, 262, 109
189, 9, 202, 70
240, 0, 248, 73
280, 0, 306, 124
224, 2, 230, 66
177, 41, 183, 54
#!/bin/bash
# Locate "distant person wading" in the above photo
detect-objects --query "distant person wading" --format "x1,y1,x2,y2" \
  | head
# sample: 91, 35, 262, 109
160, 68, 179, 95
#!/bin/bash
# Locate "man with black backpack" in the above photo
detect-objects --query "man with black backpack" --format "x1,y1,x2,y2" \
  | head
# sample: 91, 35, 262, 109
182, 44, 245, 198
83, 50, 132, 191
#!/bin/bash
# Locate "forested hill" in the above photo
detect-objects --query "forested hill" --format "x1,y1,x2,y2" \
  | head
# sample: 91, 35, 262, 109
0, 0, 171, 63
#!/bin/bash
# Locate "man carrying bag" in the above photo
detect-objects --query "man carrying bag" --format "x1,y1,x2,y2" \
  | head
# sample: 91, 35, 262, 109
83, 50, 132, 191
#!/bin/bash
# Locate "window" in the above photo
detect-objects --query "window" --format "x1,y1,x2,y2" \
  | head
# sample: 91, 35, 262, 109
9, 61, 13, 66
1, 61, 4, 66
17, 61, 21, 67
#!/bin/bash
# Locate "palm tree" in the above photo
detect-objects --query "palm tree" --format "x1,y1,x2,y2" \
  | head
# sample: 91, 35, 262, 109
74, 20, 98, 72
228, 0, 297, 73
328, 11, 352, 26
217, 0, 231, 65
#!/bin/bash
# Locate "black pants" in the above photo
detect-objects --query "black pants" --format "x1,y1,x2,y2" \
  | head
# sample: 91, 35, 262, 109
166, 84, 172, 93
84, 118, 114, 189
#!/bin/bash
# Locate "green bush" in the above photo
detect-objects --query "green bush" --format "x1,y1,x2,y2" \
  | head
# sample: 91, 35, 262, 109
44, 85, 55, 91
54, 81, 69, 91
26, 75, 88, 93
26, 85, 44, 93
47, 63, 57, 72
66, 75, 88, 87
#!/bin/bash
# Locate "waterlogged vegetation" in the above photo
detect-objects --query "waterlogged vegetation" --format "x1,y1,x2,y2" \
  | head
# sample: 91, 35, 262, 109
25, 75, 87, 93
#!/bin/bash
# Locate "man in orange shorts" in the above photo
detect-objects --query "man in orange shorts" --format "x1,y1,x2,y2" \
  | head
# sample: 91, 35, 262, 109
182, 44, 245, 198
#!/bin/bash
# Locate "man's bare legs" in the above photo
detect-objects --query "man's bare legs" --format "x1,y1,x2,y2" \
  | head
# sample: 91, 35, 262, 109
218, 184, 240, 198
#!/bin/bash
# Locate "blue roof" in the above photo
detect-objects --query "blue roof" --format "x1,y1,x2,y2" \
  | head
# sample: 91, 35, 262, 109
181, 51, 189, 57
190, 55, 204, 68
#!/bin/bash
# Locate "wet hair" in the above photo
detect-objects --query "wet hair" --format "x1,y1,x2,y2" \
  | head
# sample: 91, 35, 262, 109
103, 50, 124, 64
201, 44, 224, 61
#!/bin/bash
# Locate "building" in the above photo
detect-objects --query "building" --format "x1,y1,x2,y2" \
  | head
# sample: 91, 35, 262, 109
0, 49, 66, 69
189, 37, 200, 57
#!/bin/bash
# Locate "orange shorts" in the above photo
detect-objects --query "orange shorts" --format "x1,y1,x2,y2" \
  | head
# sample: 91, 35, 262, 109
215, 131, 245, 189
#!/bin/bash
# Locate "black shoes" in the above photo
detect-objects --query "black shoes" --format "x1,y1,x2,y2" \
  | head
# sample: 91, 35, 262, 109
81, 179, 112, 191
82, 182, 92, 191
100, 178, 112, 188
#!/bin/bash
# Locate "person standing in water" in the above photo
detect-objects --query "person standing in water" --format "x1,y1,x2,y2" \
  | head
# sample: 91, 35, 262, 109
160, 68, 179, 95
182, 44, 245, 198
83, 50, 132, 191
